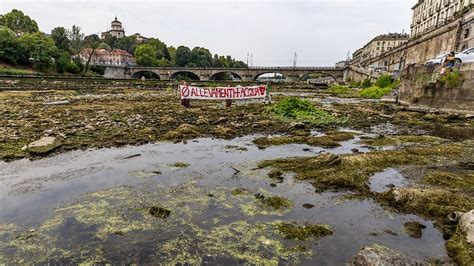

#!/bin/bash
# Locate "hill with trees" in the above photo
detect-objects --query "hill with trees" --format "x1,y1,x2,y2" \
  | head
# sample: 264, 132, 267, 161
0, 9, 247, 75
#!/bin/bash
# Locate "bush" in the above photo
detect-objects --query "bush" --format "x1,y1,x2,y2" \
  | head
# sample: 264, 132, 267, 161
90, 65, 106, 75
375, 74, 394, 88
361, 78, 372, 88
359, 86, 392, 99
269, 97, 342, 126
328, 85, 359, 98
440, 70, 463, 88
66, 61, 81, 74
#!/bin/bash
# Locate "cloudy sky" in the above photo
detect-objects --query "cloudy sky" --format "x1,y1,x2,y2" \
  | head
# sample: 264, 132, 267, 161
1, 0, 413, 66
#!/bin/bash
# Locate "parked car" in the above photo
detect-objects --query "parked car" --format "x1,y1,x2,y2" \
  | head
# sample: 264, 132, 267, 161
455, 48, 474, 63
425, 52, 450, 66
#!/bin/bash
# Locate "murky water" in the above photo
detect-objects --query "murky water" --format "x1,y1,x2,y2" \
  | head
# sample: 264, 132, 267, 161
0, 134, 448, 264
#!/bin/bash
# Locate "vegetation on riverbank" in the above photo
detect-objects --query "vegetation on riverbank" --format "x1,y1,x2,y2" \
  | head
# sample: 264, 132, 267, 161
329, 74, 399, 99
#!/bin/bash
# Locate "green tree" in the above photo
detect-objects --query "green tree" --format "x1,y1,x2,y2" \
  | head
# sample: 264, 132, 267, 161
135, 44, 158, 66
167, 46, 176, 65
190, 47, 212, 67
0, 26, 28, 64
98, 42, 111, 51
55, 51, 71, 73
51, 27, 70, 52
116, 36, 136, 54
103, 33, 118, 49
18, 32, 57, 71
82, 34, 101, 73
67, 25, 84, 55
0, 9, 39, 36
175, 46, 191, 67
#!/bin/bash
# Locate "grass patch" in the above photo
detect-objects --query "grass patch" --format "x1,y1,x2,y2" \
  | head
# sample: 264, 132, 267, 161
253, 131, 354, 149
269, 97, 342, 126
0, 66, 37, 75
327, 85, 359, 98
446, 225, 474, 265
361, 135, 445, 147
261, 196, 293, 210
259, 143, 465, 192
275, 222, 333, 241
423, 171, 474, 192
359, 86, 392, 99
440, 70, 463, 88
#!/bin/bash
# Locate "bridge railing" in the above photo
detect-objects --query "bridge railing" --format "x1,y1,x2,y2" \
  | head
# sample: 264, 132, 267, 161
119, 66, 341, 70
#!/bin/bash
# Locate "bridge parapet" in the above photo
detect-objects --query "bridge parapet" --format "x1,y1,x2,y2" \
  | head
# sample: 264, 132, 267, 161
104, 65, 345, 83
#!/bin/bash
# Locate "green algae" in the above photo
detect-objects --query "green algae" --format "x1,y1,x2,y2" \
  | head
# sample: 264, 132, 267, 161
231, 187, 251, 196
161, 124, 201, 141
148, 206, 171, 218
446, 225, 474, 265
268, 170, 284, 182
403, 221, 426, 239
0, 184, 312, 264
379, 188, 474, 222
241, 194, 293, 216
275, 222, 333, 241
423, 171, 474, 192
259, 143, 465, 192
169, 162, 190, 168
253, 131, 354, 149
362, 135, 445, 147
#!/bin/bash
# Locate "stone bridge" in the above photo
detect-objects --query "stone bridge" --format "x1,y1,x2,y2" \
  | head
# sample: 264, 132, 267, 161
104, 66, 345, 83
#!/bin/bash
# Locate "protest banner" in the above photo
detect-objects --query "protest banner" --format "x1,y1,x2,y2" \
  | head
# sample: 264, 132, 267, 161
179, 85, 268, 100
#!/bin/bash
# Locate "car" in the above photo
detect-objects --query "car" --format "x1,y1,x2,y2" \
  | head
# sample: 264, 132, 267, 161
455, 48, 474, 63
425, 52, 450, 66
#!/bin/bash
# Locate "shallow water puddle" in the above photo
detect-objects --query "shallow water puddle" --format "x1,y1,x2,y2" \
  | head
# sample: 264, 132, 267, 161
369, 168, 409, 193
0, 135, 448, 264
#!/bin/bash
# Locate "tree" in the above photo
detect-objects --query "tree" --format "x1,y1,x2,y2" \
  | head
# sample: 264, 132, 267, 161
189, 47, 212, 67
103, 33, 118, 49
55, 51, 71, 73
68, 25, 84, 55
51, 27, 70, 52
116, 36, 136, 54
135, 44, 158, 66
98, 42, 111, 51
175, 46, 191, 67
18, 32, 57, 71
167, 46, 176, 65
0, 26, 28, 64
82, 34, 101, 73
0, 9, 39, 36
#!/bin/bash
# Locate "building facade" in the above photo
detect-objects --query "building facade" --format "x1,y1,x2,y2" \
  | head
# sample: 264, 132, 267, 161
101, 17, 125, 39
130, 33, 149, 44
351, 33, 409, 67
411, 0, 473, 37
79, 48, 136, 66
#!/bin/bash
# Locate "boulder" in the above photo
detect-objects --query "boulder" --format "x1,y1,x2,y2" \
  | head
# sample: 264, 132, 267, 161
351, 244, 424, 265
459, 210, 474, 245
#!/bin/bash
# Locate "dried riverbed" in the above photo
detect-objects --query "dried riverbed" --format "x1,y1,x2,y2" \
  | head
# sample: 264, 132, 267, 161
1, 81, 473, 264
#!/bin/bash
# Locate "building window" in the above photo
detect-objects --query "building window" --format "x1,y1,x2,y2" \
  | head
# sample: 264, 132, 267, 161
464, 28, 470, 39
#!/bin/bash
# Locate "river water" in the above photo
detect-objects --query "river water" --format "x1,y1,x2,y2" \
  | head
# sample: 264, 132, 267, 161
0, 133, 447, 264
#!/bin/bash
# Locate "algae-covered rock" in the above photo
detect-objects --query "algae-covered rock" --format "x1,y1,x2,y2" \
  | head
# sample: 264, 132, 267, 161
253, 131, 354, 149
213, 126, 235, 139
351, 244, 424, 265
275, 222, 332, 241
403, 221, 426, 239
26, 136, 61, 155
162, 123, 200, 141
308, 153, 341, 168
381, 188, 474, 222
148, 206, 171, 218
446, 219, 474, 265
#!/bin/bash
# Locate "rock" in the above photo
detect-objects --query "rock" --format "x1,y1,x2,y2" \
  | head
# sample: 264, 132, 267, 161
309, 153, 341, 168
85, 124, 95, 130
351, 244, 424, 265
351, 148, 360, 153
148, 206, 171, 218
459, 210, 474, 244
302, 203, 315, 209
28, 137, 56, 149
43, 100, 70, 106
290, 122, 306, 129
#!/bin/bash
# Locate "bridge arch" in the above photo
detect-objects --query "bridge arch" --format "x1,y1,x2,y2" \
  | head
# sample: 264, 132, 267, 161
132, 70, 160, 80
170, 71, 200, 81
210, 71, 242, 81
298, 72, 337, 84
253, 72, 286, 82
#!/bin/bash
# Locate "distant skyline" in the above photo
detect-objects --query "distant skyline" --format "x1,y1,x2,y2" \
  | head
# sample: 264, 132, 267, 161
1, 0, 414, 66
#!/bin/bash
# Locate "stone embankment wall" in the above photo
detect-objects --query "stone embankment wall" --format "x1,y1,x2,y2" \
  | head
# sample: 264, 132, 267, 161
399, 63, 474, 114
343, 66, 379, 83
